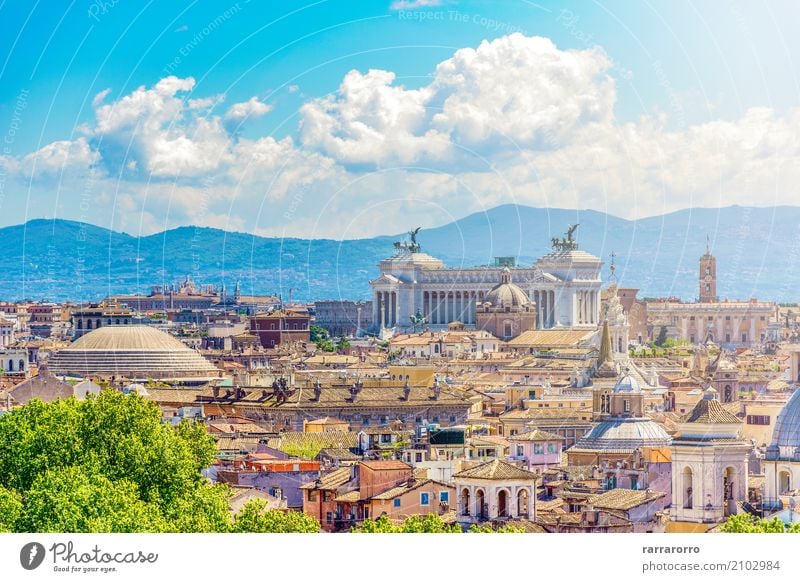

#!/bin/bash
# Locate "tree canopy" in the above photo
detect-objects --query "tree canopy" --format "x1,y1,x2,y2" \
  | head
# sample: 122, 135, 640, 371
720, 513, 800, 533
353, 513, 522, 533
0, 391, 319, 533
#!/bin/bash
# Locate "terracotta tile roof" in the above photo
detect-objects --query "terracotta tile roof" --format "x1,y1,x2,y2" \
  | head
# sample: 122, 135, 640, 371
454, 459, 539, 481
334, 490, 361, 502
683, 397, 743, 424
360, 460, 411, 471
317, 448, 360, 461
269, 431, 358, 452
470, 435, 510, 447
300, 467, 351, 490
588, 488, 666, 511
370, 478, 450, 500
508, 429, 565, 442
506, 329, 595, 348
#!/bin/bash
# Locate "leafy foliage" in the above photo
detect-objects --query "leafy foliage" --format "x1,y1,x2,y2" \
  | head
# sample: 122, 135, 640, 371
0, 391, 320, 533
231, 499, 320, 533
654, 326, 668, 347
354, 513, 522, 533
720, 513, 800, 533
310, 325, 335, 351
0, 485, 22, 532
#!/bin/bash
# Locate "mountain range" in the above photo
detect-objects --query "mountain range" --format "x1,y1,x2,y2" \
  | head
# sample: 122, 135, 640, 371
2, 204, 798, 303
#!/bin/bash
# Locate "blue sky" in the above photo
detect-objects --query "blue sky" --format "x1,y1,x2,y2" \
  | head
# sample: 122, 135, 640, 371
1, 0, 800, 238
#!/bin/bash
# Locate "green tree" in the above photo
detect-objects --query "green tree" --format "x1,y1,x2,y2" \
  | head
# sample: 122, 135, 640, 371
0, 391, 230, 533
655, 326, 668, 347
310, 325, 330, 344
20, 466, 168, 533
0, 485, 22, 532
231, 500, 320, 533
354, 513, 522, 533
336, 336, 351, 352
720, 513, 800, 533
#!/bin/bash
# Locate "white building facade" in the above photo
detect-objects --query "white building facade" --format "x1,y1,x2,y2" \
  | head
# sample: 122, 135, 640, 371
670, 388, 750, 524
370, 231, 603, 332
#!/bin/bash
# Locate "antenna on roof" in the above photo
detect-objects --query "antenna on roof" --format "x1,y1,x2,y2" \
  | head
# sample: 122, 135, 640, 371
609, 251, 617, 282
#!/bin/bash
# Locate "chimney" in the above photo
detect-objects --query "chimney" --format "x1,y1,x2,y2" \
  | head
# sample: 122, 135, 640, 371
350, 380, 363, 402
313, 379, 322, 402
402, 378, 411, 401
431, 376, 442, 400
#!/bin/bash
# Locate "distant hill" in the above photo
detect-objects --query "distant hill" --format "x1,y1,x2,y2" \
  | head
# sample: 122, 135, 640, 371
2, 205, 798, 303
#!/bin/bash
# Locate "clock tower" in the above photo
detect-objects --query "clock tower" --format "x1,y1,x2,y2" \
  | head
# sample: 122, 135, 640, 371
699, 237, 718, 303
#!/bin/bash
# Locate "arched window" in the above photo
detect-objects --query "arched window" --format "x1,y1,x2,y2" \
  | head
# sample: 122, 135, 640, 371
77, 319, 83, 329
96, 319, 102, 329
19, 360, 24, 371
497, 490, 508, 518
779, 470, 791, 495
87, 319, 93, 329
7, 360, 13, 372
683, 467, 693, 509
476, 489, 486, 519
517, 489, 529, 516
461, 488, 471, 516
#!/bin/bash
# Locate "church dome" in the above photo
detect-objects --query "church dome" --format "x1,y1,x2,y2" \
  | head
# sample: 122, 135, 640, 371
48, 326, 219, 379
573, 418, 672, 452
484, 268, 531, 309
771, 389, 800, 450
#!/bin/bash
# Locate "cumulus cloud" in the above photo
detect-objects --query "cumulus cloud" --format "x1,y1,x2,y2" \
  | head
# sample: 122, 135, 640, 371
4, 33, 800, 238
299, 35, 615, 168
224, 96, 272, 121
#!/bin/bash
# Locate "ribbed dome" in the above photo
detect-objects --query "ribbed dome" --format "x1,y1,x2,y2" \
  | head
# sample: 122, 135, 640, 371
484, 268, 531, 309
48, 326, 218, 379
574, 418, 672, 451
771, 389, 800, 449
69, 326, 191, 351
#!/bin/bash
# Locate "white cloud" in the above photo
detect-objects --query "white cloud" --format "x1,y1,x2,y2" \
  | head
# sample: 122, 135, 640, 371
299, 34, 614, 168
224, 96, 271, 121
5, 33, 800, 239
21, 137, 98, 177
92, 88, 111, 108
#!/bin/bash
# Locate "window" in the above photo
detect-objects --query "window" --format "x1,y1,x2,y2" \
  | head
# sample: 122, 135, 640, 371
630, 476, 638, 490
747, 415, 770, 425
742, 333, 747, 343
308, 491, 318, 501
323, 491, 332, 502
439, 491, 449, 503
393, 498, 401, 508
528, 390, 536, 400
380, 433, 391, 443
624, 399, 631, 413
326, 512, 333, 524
533, 444, 544, 455
547, 443, 558, 454
725, 333, 730, 343
420, 492, 430, 506
415, 453, 423, 463
516, 445, 524, 457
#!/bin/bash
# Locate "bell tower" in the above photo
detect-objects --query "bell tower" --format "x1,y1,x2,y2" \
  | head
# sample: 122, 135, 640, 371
699, 237, 718, 303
